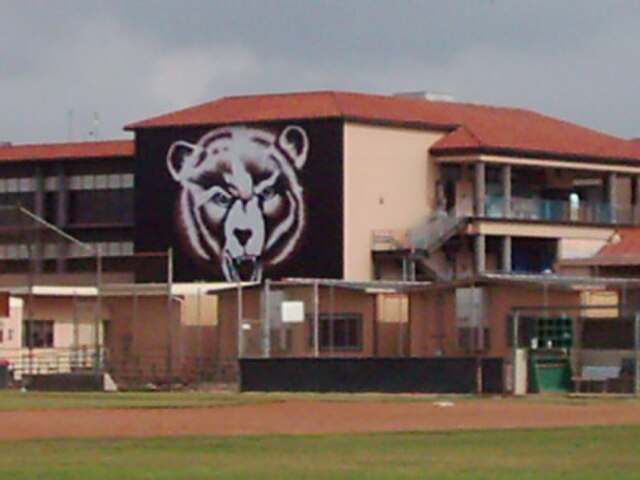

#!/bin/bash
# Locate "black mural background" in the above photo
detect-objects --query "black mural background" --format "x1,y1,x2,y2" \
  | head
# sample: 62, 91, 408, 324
133, 119, 344, 282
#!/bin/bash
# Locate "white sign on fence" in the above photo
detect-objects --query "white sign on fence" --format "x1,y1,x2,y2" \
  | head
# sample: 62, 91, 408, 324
281, 301, 305, 323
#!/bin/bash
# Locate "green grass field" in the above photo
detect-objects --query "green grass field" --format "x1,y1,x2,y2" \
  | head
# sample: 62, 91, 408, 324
0, 389, 257, 410
1, 389, 637, 410
0, 426, 638, 479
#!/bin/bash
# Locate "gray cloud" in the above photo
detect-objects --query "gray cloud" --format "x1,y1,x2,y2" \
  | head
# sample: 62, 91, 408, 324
1, 0, 640, 143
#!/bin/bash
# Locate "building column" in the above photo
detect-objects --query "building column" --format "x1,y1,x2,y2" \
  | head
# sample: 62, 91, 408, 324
32, 167, 45, 274
607, 172, 617, 223
502, 164, 512, 218
475, 162, 486, 217
474, 234, 486, 274
632, 175, 640, 224
56, 166, 69, 273
501, 236, 512, 272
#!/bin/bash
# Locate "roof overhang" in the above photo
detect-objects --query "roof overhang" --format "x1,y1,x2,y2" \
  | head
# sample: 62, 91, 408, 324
434, 153, 640, 174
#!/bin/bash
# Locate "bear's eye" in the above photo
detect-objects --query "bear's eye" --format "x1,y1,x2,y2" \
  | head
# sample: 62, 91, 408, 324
211, 191, 232, 207
260, 186, 277, 201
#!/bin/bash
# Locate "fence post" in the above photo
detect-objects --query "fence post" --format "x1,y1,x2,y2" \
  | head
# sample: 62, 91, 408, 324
313, 281, 319, 357
635, 311, 639, 396
512, 311, 519, 395
166, 248, 173, 379
236, 282, 243, 359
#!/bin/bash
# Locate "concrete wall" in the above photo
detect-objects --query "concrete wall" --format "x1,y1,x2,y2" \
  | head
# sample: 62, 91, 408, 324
343, 123, 443, 279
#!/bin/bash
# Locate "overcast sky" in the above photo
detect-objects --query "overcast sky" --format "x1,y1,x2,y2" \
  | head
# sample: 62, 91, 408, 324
2, 0, 639, 143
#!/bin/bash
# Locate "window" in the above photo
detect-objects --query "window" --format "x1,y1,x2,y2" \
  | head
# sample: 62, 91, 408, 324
310, 313, 362, 351
23, 320, 54, 348
581, 318, 632, 350
68, 189, 134, 225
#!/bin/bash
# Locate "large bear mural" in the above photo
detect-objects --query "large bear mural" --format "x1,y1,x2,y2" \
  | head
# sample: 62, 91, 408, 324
134, 119, 343, 283
166, 125, 308, 281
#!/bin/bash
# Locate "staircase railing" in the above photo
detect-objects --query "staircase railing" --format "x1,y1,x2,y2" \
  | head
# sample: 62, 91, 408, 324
407, 211, 467, 253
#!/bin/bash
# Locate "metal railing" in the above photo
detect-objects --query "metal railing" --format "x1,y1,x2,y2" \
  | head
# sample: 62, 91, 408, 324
484, 195, 640, 225
0, 346, 104, 380
407, 212, 466, 252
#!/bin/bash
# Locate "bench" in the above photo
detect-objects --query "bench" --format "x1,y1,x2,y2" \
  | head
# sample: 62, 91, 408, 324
572, 365, 621, 393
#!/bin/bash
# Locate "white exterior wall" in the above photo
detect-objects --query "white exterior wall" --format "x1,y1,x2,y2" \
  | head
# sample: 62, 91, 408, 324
0, 295, 105, 377
0, 297, 23, 351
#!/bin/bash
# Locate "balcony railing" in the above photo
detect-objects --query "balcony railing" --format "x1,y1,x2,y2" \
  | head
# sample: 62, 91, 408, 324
484, 195, 640, 225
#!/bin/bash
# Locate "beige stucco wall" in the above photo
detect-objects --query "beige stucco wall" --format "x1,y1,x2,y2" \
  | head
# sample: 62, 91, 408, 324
0, 297, 23, 350
0, 295, 105, 376
343, 123, 444, 280
559, 238, 610, 260
473, 220, 615, 240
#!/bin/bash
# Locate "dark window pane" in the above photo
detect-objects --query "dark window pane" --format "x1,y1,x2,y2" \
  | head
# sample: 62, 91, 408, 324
311, 313, 362, 351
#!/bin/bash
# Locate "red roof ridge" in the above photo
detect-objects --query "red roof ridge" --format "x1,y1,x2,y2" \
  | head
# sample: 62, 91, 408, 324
126, 90, 525, 131
125, 90, 344, 130
122, 90, 640, 164
0, 138, 132, 149
431, 125, 483, 151
0, 138, 134, 162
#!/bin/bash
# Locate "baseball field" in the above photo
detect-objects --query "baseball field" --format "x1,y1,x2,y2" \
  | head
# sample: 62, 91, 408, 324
1, 391, 639, 479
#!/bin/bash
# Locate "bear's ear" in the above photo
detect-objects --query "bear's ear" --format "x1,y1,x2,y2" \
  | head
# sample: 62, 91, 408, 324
167, 141, 197, 181
278, 126, 308, 170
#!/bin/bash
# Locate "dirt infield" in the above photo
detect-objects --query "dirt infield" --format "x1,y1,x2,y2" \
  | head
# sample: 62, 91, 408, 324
1, 398, 640, 440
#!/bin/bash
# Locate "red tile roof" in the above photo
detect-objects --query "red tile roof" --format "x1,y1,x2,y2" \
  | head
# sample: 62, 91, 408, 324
125, 90, 640, 163
0, 140, 134, 162
596, 228, 640, 257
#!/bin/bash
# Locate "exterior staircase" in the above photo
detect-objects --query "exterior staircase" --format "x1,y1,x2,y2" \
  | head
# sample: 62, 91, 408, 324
372, 212, 469, 281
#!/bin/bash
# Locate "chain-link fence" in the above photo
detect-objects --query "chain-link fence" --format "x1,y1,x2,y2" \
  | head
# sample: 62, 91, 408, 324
230, 279, 416, 361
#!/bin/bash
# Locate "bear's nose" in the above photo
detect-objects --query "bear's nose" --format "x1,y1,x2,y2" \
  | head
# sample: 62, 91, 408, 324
234, 228, 252, 247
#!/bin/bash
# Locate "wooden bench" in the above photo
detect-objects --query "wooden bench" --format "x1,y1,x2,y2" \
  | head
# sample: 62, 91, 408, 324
572, 366, 621, 393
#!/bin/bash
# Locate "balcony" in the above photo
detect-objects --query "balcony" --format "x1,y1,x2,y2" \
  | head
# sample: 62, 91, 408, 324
484, 195, 640, 225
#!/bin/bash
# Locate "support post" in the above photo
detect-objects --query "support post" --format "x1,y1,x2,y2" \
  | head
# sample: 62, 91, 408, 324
72, 289, 79, 369
313, 281, 319, 357
635, 311, 639, 395
607, 172, 618, 223
501, 236, 512, 272
634, 176, 640, 223
262, 279, 271, 358
165, 248, 173, 378
474, 234, 486, 274
398, 293, 404, 357
56, 166, 68, 273
196, 287, 203, 378
33, 167, 44, 274
502, 164, 512, 218
133, 290, 139, 372
236, 282, 244, 359
475, 162, 486, 217
93, 247, 102, 372
329, 285, 335, 356
512, 311, 519, 395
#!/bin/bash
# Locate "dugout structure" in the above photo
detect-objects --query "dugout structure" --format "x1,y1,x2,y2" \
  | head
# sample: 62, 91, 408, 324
510, 304, 640, 395
228, 279, 506, 394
